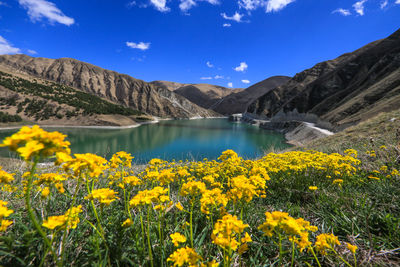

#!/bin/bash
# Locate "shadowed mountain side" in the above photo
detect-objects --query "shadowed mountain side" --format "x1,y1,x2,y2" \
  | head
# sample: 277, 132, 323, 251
0, 55, 218, 118
212, 76, 291, 115
248, 28, 400, 127
151, 81, 243, 109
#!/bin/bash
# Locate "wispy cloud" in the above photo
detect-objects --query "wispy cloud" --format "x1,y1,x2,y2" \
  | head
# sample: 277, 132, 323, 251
380, 0, 388, 9
214, 75, 224, 79
396, 0, 400, 4
126, 41, 151, 50
200, 77, 213, 80
227, 82, 233, 88
206, 61, 214, 68
221, 12, 244, 23
27, 49, 38, 55
223, 23, 231, 27
241, 79, 250, 84
149, 0, 170, 12
353, 0, 367, 16
332, 8, 351, 16
0, 36, 21, 55
266, 0, 296, 13
234, 62, 248, 72
18, 0, 75, 26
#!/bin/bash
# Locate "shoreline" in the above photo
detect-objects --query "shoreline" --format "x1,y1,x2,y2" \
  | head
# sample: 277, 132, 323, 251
0, 116, 229, 131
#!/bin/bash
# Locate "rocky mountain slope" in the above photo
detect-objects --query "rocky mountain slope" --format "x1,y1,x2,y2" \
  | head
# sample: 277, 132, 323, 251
213, 76, 291, 115
248, 28, 400, 128
151, 81, 243, 110
0, 69, 149, 126
0, 55, 217, 119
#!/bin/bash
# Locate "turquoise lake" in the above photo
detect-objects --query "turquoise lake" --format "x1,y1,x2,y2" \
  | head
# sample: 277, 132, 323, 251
0, 119, 290, 163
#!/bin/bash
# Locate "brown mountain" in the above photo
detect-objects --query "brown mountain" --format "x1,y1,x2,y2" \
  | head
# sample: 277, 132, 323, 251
248, 28, 400, 127
213, 76, 291, 115
151, 81, 243, 110
0, 54, 218, 119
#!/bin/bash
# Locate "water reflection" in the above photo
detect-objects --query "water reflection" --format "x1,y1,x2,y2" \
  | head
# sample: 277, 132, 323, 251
0, 119, 290, 163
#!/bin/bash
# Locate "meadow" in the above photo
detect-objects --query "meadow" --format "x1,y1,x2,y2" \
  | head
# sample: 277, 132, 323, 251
0, 125, 399, 266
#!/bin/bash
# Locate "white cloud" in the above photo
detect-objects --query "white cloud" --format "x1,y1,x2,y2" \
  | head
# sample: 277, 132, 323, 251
0, 36, 21, 55
241, 79, 250, 84
332, 8, 351, 16
266, 0, 295, 13
227, 82, 233, 88
353, 0, 367, 16
179, 0, 196, 12
126, 41, 151, 50
200, 77, 213, 80
238, 0, 265, 11
396, 0, 400, 4
221, 12, 244, 23
380, 0, 388, 8
223, 23, 231, 27
206, 61, 214, 68
149, 0, 170, 12
234, 62, 248, 72
18, 0, 75, 26
27, 49, 38, 55
214, 75, 224, 79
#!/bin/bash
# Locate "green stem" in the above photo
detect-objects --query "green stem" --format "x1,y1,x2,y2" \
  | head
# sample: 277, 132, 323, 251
60, 177, 82, 265
190, 201, 194, 248
291, 239, 295, 267
140, 211, 146, 253
278, 233, 283, 265
25, 160, 59, 266
147, 205, 154, 267
332, 249, 353, 267
309, 246, 321, 267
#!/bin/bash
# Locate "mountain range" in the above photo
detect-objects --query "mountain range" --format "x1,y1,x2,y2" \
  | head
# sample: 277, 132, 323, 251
0, 28, 399, 129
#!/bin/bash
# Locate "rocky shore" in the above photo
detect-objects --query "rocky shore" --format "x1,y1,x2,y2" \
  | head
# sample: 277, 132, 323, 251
229, 113, 334, 146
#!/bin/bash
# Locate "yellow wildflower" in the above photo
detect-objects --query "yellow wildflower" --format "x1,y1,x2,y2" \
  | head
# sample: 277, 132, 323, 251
0, 168, 14, 184
347, 243, 358, 254
170, 232, 187, 247
314, 233, 341, 255
1, 125, 70, 161
85, 188, 119, 205
167, 246, 202, 267
309, 186, 318, 191
42, 205, 82, 230
122, 218, 133, 227
0, 219, 13, 232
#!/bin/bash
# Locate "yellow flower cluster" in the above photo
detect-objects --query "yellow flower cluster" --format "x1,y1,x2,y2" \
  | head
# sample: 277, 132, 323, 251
60, 153, 108, 178
170, 232, 187, 247
129, 186, 170, 209
85, 188, 119, 205
211, 214, 250, 251
42, 205, 82, 230
35, 173, 67, 195
167, 246, 202, 267
0, 125, 70, 161
0, 167, 14, 184
314, 233, 341, 255
258, 211, 318, 252
0, 201, 13, 232
109, 151, 133, 169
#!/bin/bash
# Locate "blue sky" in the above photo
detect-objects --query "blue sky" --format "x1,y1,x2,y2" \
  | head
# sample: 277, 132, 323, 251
0, 0, 399, 88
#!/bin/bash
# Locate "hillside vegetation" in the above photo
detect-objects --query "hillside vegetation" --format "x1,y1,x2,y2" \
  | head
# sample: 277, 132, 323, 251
0, 125, 398, 266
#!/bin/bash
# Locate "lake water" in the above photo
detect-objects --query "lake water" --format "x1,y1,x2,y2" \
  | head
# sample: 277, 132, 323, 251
0, 119, 290, 163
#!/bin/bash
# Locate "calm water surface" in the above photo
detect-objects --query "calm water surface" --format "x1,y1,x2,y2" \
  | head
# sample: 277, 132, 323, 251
0, 119, 290, 163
